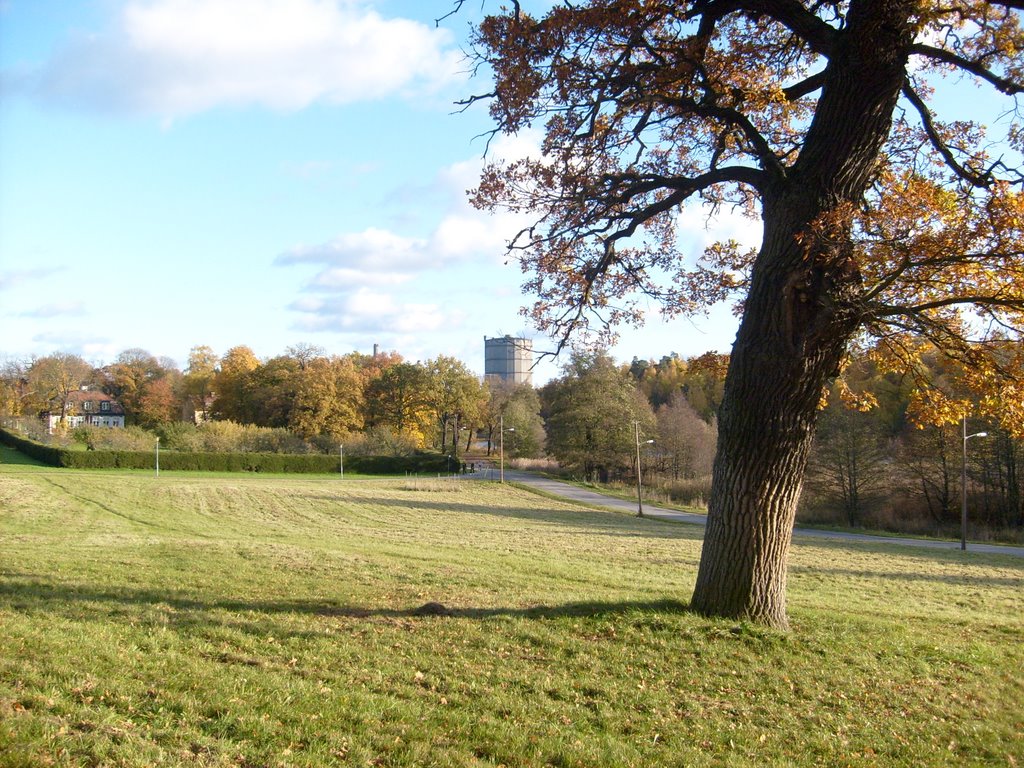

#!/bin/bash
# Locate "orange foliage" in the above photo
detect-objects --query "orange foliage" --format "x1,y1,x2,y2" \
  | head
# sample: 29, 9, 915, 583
467, 0, 1024, 430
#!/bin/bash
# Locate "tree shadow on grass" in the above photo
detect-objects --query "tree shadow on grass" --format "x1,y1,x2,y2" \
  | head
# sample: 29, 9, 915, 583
5, 561, 1012, 631
0, 571, 690, 631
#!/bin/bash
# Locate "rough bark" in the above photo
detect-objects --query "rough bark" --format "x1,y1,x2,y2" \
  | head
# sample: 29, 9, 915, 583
690, 196, 859, 627
690, 0, 918, 627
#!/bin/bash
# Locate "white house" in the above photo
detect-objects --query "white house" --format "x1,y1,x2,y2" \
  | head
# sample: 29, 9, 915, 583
46, 388, 126, 433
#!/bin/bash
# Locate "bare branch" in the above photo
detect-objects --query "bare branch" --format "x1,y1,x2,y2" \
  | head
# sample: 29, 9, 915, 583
696, 0, 837, 56
873, 294, 1024, 318
783, 69, 827, 101
436, 0, 467, 27
604, 164, 766, 202
901, 83, 994, 188
911, 43, 1024, 96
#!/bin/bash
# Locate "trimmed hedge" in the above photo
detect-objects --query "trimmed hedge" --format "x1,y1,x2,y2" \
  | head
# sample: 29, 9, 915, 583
0, 427, 453, 475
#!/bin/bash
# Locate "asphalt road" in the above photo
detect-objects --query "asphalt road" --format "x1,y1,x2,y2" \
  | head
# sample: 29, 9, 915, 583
472, 466, 1024, 559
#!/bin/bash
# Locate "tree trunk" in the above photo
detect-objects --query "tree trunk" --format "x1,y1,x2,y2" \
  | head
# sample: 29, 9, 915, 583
690, 200, 857, 629
690, 0, 918, 628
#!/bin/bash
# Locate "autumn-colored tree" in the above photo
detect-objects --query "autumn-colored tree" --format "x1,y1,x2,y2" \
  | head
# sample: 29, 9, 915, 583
183, 345, 219, 420
135, 376, 179, 428
0, 357, 29, 417
250, 355, 302, 428
425, 355, 488, 454
680, 353, 729, 424
364, 362, 432, 446
101, 348, 167, 425
466, 1, 1024, 627
288, 356, 364, 440
350, 349, 404, 384
631, 354, 689, 410
213, 346, 261, 423
285, 342, 326, 371
25, 353, 94, 425
655, 392, 717, 481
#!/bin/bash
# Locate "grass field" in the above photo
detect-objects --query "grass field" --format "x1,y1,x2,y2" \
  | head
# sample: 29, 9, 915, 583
0, 458, 1022, 767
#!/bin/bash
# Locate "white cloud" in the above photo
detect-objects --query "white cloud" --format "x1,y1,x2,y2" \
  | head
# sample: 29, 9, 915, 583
429, 212, 511, 258
275, 124, 757, 359
19, 0, 464, 117
31, 331, 116, 362
288, 291, 450, 335
346, 288, 397, 316
276, 130, 551, 340
307, 267, 412, 290
390, 304, 448, 333
19, 301, 87, 318
277, 227, 431, 271
0, 267, 65, 291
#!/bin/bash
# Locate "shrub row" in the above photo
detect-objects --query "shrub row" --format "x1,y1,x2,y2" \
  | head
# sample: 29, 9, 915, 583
0, 428, 454, 475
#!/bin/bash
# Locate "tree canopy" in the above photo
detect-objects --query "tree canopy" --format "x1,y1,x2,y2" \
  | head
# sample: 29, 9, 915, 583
469, 1, 1023, 370
542, 350, 656, 480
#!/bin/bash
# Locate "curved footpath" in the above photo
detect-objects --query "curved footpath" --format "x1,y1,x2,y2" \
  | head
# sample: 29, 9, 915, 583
472, 466, 1024, 559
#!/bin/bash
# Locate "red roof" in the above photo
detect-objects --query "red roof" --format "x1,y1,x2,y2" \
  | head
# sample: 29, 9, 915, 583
65, 389, 126, 415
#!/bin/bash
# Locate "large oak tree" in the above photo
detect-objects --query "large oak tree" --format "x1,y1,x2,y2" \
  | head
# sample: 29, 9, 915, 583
464, 0, 1024, 627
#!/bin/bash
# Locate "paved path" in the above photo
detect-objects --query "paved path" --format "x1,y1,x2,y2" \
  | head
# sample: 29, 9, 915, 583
473, 466, 1024, 558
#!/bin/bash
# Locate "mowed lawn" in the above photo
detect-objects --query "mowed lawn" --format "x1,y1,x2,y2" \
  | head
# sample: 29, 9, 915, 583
0, 459, 1022, 767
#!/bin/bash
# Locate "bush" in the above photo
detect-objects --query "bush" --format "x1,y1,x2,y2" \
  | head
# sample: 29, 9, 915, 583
155, 421, 318, 454
72, 425, 160, 452
659, 476, 712, 509
335, 426, 421, 457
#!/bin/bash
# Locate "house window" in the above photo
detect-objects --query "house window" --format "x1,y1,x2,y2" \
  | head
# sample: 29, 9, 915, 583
83, 401, 92, 411
100, 401, 110, 412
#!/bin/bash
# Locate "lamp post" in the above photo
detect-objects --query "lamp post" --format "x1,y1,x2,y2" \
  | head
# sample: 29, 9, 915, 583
339, 443, 344, 479
155, 437, 160, 478
499, 414, 515, 483
635, 421, 654, 517
961, 417, 988, 551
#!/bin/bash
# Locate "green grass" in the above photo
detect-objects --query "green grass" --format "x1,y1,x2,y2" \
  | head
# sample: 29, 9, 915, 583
0, 445, 45, 467
0, 465, 1021, 767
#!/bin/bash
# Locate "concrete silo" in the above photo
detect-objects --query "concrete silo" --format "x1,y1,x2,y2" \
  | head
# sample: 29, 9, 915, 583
484, 336, 533, 386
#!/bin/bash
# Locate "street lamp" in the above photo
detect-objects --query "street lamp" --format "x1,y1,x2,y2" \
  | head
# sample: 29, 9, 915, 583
961, 416, 988, 551
155, 436, 160, 478
499, 414, 515, 483
635, 421, 654, 517
339, 443, 344, 479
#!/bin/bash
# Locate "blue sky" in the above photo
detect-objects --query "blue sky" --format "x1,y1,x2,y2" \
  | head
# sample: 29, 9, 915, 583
0, 0, 754, 382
